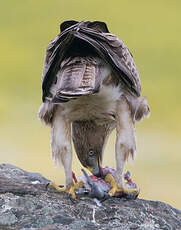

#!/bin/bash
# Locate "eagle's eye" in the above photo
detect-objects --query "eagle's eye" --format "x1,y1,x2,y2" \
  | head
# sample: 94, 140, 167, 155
88, 149, 94, 156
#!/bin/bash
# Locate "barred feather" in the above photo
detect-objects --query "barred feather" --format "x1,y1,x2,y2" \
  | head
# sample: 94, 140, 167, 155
51, 56, 111, 103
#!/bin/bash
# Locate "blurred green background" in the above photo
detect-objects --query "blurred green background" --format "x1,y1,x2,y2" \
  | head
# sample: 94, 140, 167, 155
0, 1, 180, 209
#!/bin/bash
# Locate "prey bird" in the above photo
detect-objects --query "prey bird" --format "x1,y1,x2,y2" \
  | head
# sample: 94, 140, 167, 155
39, 20, 150, 199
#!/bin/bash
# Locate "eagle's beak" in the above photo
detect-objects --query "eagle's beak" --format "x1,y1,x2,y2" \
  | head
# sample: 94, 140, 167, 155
91, 167, 100, 176
87, 156, 101, 177
87, 166, 100, 176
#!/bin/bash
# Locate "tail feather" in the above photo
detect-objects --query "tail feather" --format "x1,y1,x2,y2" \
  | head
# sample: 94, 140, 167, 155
51, 56, 110, 103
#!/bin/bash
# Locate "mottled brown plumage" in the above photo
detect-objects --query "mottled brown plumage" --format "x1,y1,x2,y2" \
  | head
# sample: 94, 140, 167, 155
72, 120, 114, 171
41, 21, 141, 102
39, 20, 150, 194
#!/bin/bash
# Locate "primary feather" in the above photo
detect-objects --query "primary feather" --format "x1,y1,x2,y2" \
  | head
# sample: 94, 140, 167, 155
41, 21, 141, 102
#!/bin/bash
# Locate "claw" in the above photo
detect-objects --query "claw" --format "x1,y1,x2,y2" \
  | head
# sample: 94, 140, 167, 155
48, 181, 84, 200
100, 193, 111, 202
45, 182, 50, 190
46, 182, 64, 190
49, 182, 67, 192
105, 173, 139, 199
123, 192, 138, 200
68, 194, 76, 203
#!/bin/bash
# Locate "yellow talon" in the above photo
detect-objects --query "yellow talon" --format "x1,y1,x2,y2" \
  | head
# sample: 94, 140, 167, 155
122, 186, 139, 195
49, 181, 84, 200
105, 173, 139, 197
68, 181, 84, 200
105, 173, 121, 196
49, 182, 68, 192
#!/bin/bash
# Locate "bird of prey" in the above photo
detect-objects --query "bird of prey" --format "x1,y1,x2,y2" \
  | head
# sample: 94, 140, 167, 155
39, 20, 150, 199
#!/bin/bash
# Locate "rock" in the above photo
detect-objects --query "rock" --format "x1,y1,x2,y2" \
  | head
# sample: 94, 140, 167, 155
0, 164, 180, 230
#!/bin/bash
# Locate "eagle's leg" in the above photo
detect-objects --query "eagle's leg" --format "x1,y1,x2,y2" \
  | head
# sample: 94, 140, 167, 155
49, 106, 79, 199
109, 96, 139, 197
105, 173, 138, 198
105, 173, 121, 196
49, 181, 84, 200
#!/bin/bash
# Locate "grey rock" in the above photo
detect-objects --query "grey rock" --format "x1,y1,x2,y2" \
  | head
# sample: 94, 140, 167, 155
0, 164, 180, 230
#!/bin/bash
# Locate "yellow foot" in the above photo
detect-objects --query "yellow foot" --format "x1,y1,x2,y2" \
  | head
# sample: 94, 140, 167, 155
105, 173, 139, 199
48, 181, 84, 200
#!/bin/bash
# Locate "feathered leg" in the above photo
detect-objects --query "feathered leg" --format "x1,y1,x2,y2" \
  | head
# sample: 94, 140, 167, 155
48, 106, 82, 199
50, 106, 73, 188
106, 96, 139, 197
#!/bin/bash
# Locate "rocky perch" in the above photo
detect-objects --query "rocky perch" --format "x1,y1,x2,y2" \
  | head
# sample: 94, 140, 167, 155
0, 164, 180, 230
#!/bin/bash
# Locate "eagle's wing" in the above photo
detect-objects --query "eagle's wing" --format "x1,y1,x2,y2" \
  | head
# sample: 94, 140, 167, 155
73, 29, 141, 97
41, 21, 141, 101
103, 33, 141, 95
49, 57, 110, 103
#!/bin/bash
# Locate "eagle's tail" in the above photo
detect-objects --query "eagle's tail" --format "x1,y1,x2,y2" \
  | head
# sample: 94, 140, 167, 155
50, 56, 111, 103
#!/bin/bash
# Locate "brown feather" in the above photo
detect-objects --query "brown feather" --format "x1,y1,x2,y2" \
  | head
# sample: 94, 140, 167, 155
52, 57, 109, 102
72, 120, 113, 168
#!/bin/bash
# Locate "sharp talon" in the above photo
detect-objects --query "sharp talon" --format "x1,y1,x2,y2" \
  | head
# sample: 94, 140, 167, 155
45, 183, 50, 190
49, 182, 66, 192
105, 173, 139, 198
122, 187, 140, 199
68, 194, 76, 203
100, 193, 111, 202
48, 181, 83, 200
135, 192, 139, 199
123, 192, 139, 200
58, 185, 64, 188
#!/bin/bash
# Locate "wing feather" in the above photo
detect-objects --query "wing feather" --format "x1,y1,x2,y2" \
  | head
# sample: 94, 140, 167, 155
42, 21, 142, 101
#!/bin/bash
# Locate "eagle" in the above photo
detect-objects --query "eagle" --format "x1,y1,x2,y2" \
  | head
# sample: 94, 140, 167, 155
39, 20, 150, 199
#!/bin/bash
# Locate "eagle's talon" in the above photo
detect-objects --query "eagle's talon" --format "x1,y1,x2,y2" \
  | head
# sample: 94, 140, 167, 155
68, 194, 77, 203
48, 181, 84, 200
48, 182, 67, 192
105, 173, 139, 198
121, 186, 140, 199
100, 193, 111, 202
45, 182, 50, 190
123, 192, 139, 200
58, 185, 64, 188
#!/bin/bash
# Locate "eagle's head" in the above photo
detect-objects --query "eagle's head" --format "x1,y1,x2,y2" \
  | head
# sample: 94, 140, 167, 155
72, 120, 110, 176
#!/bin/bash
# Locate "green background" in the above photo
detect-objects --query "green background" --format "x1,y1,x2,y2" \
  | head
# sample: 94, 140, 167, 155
0, 0, 180, 209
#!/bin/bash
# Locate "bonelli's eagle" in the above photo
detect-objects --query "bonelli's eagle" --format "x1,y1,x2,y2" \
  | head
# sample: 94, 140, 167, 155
39, 20, 150, 199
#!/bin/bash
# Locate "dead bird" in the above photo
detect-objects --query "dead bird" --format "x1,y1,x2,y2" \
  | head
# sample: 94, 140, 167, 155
74, 167, 139, 201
